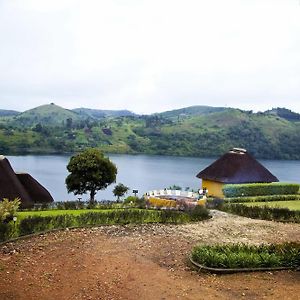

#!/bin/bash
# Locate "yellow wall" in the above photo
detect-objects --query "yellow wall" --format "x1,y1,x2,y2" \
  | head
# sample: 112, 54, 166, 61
202, 180, 224, 198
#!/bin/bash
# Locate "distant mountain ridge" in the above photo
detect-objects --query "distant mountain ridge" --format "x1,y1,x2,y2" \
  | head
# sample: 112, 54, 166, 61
156, 105, 227, 119
264, 107, 300, 122
0, 109, 20, 117
73, 108, 135, 118
1, 103, 300, 160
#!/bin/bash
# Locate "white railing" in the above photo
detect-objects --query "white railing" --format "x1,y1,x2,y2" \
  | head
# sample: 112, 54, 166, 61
146, 190, 198, 199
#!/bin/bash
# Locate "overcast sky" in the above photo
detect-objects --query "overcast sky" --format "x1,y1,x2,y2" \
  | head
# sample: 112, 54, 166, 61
0, 0, 300, 114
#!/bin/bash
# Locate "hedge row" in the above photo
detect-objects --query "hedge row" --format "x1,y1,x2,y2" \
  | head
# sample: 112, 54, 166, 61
0, 207, 210, 242
220, 204, 300, 223
224, 194, 300, 203
223, 183, 300, 198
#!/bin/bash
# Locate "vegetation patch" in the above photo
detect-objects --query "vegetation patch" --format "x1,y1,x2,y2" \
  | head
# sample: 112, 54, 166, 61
244, 201, 300, 211
147, 198, 177, 208
224, 194, 300, 204
223, 183, 300, 198
220, 204, 300, 223
191, 243, 300, 270
0, 207, 210, 242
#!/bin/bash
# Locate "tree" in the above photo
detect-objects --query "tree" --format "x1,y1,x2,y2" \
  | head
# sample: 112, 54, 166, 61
65, 148, 117, 202
113, 183, 129, 201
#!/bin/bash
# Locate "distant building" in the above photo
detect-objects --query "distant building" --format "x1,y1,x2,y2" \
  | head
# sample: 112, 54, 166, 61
196, 148, 279, 198
0, 155, 54, 208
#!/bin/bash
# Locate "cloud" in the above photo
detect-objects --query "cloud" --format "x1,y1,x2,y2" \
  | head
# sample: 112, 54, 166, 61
0, 0, 299, 113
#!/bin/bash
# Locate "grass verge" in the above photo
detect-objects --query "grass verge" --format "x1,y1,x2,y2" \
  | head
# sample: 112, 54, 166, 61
243, 201, 300, 211
0, 206, 210, 242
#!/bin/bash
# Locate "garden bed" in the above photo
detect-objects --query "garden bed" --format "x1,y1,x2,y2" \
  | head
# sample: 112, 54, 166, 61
190, 243, 300, 274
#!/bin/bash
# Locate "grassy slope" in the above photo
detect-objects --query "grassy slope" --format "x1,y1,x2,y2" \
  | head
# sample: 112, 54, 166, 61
1, 105, 300, 159
11, 103, 81, 127
244, 201, 300, 211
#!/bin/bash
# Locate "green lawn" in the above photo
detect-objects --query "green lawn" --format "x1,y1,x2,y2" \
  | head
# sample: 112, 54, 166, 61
244, 200, 300, 211
17, 209, 108, 219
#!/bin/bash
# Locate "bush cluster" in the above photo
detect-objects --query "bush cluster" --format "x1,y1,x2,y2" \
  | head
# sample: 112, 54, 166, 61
0, 198, 21, 222
123, 196, 146, 208
220, 204, 300, 223
147, 197, 177, 208
223, 183, 300, 198
191, 242, 300, 269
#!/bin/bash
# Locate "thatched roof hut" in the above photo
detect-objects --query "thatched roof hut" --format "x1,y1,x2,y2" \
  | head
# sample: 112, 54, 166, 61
0, 155, 54, 208
196, 148, 278, 197
0, 156, 33, 208
16, 173, 54, 204
197, 148, 279, 183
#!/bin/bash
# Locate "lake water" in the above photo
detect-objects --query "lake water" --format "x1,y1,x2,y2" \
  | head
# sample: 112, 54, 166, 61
6, 154, 300, 202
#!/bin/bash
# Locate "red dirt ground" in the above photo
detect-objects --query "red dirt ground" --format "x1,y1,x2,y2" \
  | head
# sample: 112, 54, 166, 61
0, 211, 299, 300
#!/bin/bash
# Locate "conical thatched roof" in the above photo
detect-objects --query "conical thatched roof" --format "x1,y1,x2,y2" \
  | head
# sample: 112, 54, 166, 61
0, 155, 54, 208
16, 173, 54, 204
196, 148, 279, 184
0, 156, 33, 208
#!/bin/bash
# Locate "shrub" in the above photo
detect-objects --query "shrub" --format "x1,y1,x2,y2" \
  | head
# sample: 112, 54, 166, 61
191, 242, 300, 269
224, 194, 300, 203
147, 197, 177, 208
0, 222, 15, 242
223, 183, 300, 198
185, 205, 210, 221
206, 198, 224, 209
0, 198, 21, 222
124, 196, 146, 208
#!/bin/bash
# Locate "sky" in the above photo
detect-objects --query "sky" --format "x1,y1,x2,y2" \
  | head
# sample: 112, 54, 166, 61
0, 0, 300, 114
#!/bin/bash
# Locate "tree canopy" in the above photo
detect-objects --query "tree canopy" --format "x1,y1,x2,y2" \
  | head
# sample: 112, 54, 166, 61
113, 183, 129, 200
65, 148, 117, 202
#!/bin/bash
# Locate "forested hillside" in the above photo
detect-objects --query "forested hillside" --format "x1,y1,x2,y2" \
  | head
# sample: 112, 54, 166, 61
0, 104, 300, 159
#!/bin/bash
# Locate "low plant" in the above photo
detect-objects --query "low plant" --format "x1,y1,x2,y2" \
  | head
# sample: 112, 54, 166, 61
220, 204, 300, 223
191, 242, 300, 269
0, 198, 21, 222
147, 197, 177, 209
223, 183, 300, 198
123, 196, 146, 208
224, 194, 300, 203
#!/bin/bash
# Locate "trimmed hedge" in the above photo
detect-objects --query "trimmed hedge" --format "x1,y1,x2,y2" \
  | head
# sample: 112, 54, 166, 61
223, 183, 300, 198
191, 243, 300, 269
220, 204, 300, 223
0, 207, 210, 242
224, 194, 300, 203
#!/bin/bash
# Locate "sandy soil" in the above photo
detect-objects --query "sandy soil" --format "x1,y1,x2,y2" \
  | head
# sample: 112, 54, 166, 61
0, 211, 299, 300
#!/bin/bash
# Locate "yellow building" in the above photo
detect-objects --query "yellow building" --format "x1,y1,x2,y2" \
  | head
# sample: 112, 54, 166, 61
196, 148, 279, 198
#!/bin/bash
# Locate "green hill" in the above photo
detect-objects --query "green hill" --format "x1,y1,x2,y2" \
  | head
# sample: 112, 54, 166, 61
157, 105, 227, 119
11, 103, 81, 127
73, 108, 135, 119
1, 104, 300, 159
265, 107, 300, 122
0, 109, 19, 117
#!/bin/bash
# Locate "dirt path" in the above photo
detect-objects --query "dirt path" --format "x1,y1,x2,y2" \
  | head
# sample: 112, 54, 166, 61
0, 211, 299, 300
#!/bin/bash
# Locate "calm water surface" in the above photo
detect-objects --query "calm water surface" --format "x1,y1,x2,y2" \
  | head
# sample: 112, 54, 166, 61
7, 154, 300, 201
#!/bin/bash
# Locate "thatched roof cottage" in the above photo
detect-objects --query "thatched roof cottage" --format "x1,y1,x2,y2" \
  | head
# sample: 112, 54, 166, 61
196, 148, 279, 198
0, 155, 54, 208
